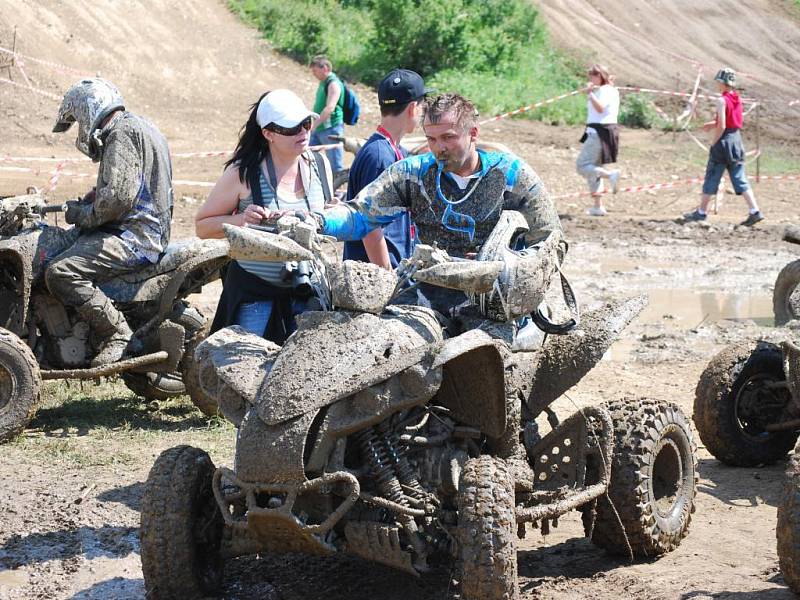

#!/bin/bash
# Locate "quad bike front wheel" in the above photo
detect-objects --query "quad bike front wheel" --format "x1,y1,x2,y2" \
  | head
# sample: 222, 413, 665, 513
140, 445, 224, 600
778, 453, 800, 593
694, 341, 797, 466
774, 259, 800, 326
0, 327, 42, 442
588, 398, 697, 557
456, 455, 518, 600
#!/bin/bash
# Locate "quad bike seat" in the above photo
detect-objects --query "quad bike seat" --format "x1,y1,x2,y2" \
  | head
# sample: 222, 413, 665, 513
99, 238, 228, 303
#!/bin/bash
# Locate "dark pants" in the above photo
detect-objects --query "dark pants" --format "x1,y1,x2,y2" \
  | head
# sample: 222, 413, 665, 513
45, 231, 147, 307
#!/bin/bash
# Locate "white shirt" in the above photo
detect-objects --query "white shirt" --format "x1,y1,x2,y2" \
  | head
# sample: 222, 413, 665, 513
587, 84, 619, 124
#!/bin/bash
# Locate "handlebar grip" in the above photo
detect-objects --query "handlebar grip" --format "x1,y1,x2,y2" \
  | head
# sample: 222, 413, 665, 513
39, 204, 67, 214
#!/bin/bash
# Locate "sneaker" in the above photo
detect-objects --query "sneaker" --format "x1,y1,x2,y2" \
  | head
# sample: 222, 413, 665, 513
740, 211, 764, 227
681, 209, 707, 222
587, 206, 607, 217
609, 170, 621, 194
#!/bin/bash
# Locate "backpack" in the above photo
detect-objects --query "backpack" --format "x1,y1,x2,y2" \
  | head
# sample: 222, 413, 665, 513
327, 76, 360, 126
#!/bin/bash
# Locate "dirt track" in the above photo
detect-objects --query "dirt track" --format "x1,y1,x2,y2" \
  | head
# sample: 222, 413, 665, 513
2, 1, 800, 598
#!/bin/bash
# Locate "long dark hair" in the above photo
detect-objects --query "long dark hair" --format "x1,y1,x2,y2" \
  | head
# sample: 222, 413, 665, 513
225, 91, 270, 185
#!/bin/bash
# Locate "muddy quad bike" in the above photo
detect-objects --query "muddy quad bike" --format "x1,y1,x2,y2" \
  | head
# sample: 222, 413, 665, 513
0, 192, 234, 441
774, 225, 800, 326
140, 212, 698, 600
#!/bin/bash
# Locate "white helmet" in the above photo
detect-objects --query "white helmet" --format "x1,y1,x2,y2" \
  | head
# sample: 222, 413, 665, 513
52, 78, 125, 161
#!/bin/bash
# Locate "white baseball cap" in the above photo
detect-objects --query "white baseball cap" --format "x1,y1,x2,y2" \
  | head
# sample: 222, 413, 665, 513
256, 89, 319, 128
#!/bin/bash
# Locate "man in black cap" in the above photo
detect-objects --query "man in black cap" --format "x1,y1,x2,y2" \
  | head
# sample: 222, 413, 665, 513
343, 68, 432, 269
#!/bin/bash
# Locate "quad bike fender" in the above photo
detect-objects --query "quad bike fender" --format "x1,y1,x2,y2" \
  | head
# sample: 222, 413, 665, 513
431, 329, 507, 438
527, 295, 647, 415
0, 241, 32, 336
256, 306, 443, 426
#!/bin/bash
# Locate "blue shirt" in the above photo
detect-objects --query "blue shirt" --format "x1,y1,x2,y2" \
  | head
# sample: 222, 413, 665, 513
343, 132, 414, 267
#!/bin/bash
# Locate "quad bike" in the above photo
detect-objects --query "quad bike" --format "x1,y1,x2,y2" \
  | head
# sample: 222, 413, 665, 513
0, 191, 233, 441
140, 212, 698, 600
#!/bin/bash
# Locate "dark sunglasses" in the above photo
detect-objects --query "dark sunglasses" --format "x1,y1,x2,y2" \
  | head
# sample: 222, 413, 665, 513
265, 117, 313, 136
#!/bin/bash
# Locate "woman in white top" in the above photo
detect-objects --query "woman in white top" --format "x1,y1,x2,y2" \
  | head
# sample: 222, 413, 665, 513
195, 89, 334, 342
576, 63, 621, 216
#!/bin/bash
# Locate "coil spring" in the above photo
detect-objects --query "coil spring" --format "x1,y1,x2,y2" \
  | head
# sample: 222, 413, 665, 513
357, 427, 406, 505
377, 421, 427, 504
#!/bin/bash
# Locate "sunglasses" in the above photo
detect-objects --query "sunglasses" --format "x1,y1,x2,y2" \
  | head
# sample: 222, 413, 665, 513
265, 117, 313, 136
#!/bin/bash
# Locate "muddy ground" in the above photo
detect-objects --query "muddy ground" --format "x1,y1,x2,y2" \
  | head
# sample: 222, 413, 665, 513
3, 1, 800, 598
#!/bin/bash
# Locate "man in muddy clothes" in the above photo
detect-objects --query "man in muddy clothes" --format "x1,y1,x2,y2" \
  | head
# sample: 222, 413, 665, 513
318, 93, 561, 314
46, 78, 173, 366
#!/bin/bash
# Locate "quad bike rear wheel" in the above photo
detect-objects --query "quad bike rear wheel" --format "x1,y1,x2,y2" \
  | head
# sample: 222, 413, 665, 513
140, 445, 223, 599
774, 259, 800, 326
588, 398, 697, 557
694, 341, 797, 466
122, 304, 218, 416
456, 455, 518, 600
0, 328, 42, 442
778, 453, 800, 593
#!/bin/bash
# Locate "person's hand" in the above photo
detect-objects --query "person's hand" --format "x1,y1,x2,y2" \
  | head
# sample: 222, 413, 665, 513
64, 199, 89, 226
240, 203, 269, 226
82, 188, 96, 203
702, 121, 716, 132
585, 82, 595, 93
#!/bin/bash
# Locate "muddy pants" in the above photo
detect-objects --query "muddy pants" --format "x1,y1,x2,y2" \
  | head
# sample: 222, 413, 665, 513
45, 231, 147, 307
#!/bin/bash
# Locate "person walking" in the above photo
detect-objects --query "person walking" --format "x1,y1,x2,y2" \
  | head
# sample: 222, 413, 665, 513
195, 89, 334, 344
682, 68, 763, 226
309, 55, 345, 174
576, 63, 621, 216
343, 68, 432, 269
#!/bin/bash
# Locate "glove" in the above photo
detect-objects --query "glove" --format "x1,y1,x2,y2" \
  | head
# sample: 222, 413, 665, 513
64, 199, 90, 226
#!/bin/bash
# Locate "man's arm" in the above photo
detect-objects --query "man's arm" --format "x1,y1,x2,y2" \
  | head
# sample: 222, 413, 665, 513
315, 79, 341, 128
75, 129, 142, 229
322, 160, 412, 240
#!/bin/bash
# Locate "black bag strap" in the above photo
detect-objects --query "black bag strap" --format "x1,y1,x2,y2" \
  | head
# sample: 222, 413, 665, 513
248, 160, 265, 208
313, 151, 332, 204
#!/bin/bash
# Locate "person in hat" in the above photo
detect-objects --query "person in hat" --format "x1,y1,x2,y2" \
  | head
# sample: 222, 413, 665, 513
682, 67, 763, 226
47, 77, 173, 365
342, 68, 433, 269
195, 89, 335, 343
576, 63, 621, 217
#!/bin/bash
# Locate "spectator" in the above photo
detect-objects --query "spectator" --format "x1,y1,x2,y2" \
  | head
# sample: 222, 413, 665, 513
343, 68, 432, 269
576, 63, 621, 216
317, 93, 561, 316
309, 55, 345, 174
195, 89, 334, 344
682, 67, 763, 226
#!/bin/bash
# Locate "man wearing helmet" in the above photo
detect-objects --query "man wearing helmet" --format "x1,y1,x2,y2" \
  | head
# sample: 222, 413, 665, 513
46, 78, 173, 365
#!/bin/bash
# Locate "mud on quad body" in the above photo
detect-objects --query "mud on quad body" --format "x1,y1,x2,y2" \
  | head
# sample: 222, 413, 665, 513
141, 212, 698, 600
0, 192, 234, 441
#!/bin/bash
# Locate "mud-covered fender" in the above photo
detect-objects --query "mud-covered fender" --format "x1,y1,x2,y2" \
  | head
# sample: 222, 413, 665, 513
0, 242, 29, 336
432, 329, 507, 438
256, 305, 444, 426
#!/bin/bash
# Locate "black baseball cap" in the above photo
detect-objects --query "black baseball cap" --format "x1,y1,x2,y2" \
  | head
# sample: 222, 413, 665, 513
378, 69, 434, 106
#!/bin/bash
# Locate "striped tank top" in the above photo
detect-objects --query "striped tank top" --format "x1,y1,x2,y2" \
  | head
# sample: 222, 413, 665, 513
237, 154, 327, 285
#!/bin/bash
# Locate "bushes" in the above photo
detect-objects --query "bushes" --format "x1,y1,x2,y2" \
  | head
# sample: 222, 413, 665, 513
619, 93, 660, 129
228, 0, 586, 124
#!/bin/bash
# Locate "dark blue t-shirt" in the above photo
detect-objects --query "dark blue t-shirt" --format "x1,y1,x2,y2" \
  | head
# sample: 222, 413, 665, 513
343, 132, 414, 267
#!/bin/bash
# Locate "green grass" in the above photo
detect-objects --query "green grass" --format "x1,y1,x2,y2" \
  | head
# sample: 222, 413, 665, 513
228, 0, 586, 125
10, 378, 235, 468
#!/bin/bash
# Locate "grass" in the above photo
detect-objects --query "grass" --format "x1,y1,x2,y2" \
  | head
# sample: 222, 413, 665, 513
9, 378, 236, 468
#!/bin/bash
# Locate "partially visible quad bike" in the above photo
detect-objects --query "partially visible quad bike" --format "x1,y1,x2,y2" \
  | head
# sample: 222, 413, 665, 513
141, 212, 698, 600
774, 225, 800, 326
0, 192, 235, 441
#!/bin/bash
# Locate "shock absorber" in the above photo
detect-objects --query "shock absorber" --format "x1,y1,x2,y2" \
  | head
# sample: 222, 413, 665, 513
377, 420, 427, 505
357, 427, 407, 505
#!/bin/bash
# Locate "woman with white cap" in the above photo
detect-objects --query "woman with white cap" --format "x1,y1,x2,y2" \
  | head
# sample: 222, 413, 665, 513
196, 89, 334, 343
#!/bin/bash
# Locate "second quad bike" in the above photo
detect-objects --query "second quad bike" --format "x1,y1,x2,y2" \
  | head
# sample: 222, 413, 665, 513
140, 212, 698, 599
0, 191, 232, 441
774, 225, 800, 326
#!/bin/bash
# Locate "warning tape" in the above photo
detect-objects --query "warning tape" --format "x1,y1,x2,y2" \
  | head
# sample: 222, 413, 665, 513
479, 90, 583, 124
172, 179, 215, 188
0, 76, 61, 100
617, 86, 755, 104
0, 46, 89, 77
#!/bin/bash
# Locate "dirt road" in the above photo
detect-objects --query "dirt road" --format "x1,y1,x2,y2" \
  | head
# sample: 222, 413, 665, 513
2, 1, 800, 598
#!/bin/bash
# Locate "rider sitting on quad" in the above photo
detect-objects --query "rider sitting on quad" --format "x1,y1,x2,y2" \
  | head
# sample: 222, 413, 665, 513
317, 93, 562, 314
47, 78, 173, 366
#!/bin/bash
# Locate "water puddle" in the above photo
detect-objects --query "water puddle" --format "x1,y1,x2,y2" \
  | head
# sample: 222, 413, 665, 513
638, 288, 773, 328
0, 568, 27, 588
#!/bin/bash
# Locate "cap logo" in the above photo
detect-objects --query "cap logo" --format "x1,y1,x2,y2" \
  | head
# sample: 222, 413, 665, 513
393, 77, 401, 84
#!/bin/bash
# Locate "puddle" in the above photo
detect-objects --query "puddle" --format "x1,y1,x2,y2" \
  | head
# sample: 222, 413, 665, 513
0, 568, 27, 588
639, 288, 773, 328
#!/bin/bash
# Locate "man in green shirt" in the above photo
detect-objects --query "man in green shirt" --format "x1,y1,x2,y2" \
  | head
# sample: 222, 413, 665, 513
309, 54, 344, 172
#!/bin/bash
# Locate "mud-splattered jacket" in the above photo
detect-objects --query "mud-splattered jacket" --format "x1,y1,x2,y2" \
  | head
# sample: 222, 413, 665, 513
77, 112, 173, 263
322, 150, 560, 258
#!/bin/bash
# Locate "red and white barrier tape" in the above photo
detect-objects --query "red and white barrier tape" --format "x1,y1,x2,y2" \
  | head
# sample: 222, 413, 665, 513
0, 76, 61, 100
479, 90, 583, 124
618, 86, 755, 104
0, 46, 90, 77
46, 162, 67, 192
172, 179, 215, 188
